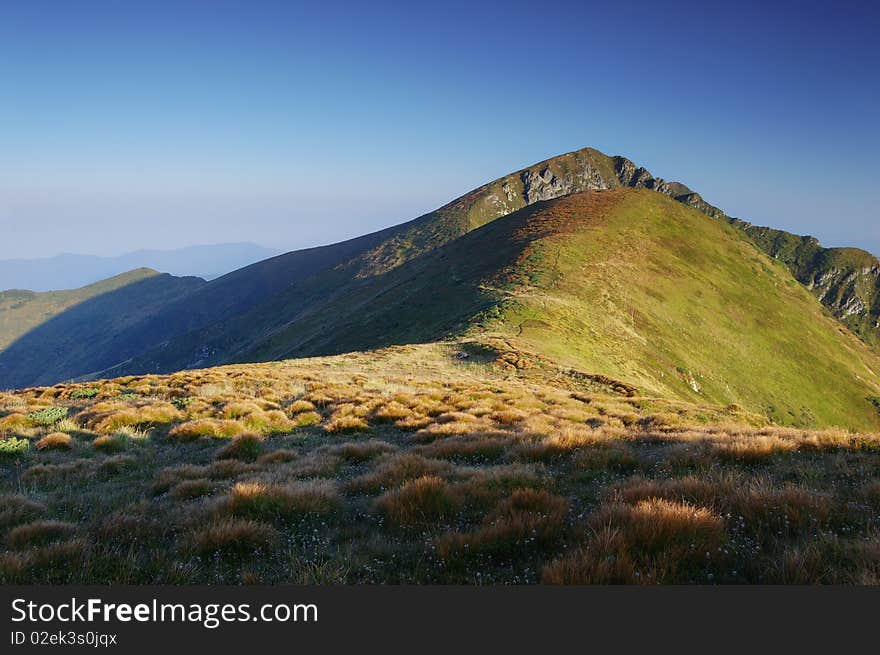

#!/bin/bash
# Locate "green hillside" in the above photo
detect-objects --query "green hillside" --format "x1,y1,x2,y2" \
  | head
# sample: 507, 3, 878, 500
0, 270, 205, 388
728, 219, 880, 348
0, 269, 171, 351
226, 189, 880, 430
484, 191, 880, 430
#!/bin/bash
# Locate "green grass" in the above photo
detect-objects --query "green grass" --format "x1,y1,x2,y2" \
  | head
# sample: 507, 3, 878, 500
483, 190, 880, 430
220, 189, 880, 431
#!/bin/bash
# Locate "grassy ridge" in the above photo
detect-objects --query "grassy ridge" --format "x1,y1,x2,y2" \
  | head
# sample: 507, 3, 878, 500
482, 190, 880, 430
0, 269, 162, 351
227, 189, 880, 430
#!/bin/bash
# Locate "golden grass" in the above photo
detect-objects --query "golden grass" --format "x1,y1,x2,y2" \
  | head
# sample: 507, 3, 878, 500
3, 345, 880, 584
169, 419, 246, 441
324, 414, 370, 434
219, 480, 341, 520
35, 432, 73, 451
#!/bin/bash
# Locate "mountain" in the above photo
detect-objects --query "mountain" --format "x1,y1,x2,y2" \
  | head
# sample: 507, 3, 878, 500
88, 148, 727, 377
1, 147, 879, 431
725, 220, 880, 348
0, 243, 279, 292
0, 269, 205, 387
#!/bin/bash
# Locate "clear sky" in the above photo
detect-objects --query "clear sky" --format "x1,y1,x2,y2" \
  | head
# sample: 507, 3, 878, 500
1, 0, 878, 260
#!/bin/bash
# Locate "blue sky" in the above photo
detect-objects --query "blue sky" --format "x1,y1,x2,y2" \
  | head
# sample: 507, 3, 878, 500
1, 0, 878, 259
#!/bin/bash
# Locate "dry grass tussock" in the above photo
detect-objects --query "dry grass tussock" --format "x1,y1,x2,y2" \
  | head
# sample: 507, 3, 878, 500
2, 344, 880, 584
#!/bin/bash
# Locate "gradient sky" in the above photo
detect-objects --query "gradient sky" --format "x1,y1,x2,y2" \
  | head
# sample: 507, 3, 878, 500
1, 0, 878, 260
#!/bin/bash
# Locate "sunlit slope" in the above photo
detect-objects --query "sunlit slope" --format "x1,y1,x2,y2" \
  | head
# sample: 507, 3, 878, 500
482, 190, 880, 429
229, 189, 880, 430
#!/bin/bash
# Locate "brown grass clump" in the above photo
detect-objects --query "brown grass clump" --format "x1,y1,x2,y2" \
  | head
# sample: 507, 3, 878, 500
256, 449, 299, 466
219, 480, 341, 520
347, 453, 453, 493
21, 460, 94, 485
375, 476, 460, 526
490, 408, 529, 425
93, 403, 182, 433
7, 520, 77, 549
731, 484, 833, 537
98, 455, 137, 474
0, 495, 46, 529
35, 432, 73, 451
285, 399, 317, 416
291, 411, 322, 428
593, 499, 725, 553
221, 400, 263, 419
324, 414, 369, 434
0, 413, 31, 434
170, 478, 218, 500
372, 402, 413, 423
435, 411, 480, 425
437, 489, 568, 557
187, 518, 279, 556
541, 528, 639, 584
543, 499, 725, 584
92, 435, 124, 453
169, 419, 246, 441
325, 440, 397, 462
611, 474, 739, 508
394, 414, 433, 431
242, 410, 294, 435
571, 444, 644, 472
415, 435, 510, 461
711, 435, 797, 462
215, 432, 265, 461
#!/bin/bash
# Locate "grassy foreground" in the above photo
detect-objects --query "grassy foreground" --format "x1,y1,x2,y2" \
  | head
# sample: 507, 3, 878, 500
1, 343, 879, 584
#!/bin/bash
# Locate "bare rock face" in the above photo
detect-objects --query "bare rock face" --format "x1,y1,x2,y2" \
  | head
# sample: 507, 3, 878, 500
520, 164, 608, 204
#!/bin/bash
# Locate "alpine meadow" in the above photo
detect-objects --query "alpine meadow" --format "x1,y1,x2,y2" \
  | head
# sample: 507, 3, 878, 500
3, 147, 880, 585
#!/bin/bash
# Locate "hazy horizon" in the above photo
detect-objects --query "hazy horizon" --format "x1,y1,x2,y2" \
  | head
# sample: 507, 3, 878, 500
2, 1, 878, 260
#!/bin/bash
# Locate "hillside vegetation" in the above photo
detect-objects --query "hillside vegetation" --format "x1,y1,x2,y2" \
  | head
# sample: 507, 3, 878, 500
2, 147, 879, 436
2, 346, 880, 585
0, 270, 205, 388
0, 269, 168, 350
730, 219, 880, 348
137, 189, 880, 431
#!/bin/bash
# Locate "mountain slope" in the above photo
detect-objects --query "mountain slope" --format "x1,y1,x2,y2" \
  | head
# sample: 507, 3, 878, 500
113, 189, 880, 430
1, 144, 877, 420
0, 269, 205, 388
0, 243, 279, 292
90, 148, 724, 378
727, 219, 880, 348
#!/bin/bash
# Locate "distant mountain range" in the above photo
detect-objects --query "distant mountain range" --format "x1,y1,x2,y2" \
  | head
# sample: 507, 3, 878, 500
0, 243, 280, 292
1, 147, 879, 431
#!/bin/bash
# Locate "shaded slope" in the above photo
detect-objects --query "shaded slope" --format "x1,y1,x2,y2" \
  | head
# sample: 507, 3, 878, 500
0, 268, 166, 351
0, 270, 206, 388
4, 145, 876, 392
100, 148, 720, 378
0, 243, 279, 292
157, 189, 879, 430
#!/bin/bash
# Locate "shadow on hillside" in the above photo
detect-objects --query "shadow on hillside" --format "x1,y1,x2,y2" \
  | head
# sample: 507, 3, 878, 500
0, 274, 204, 389
0, 197, 567, 390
